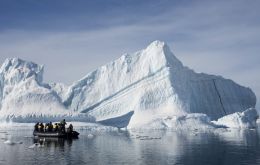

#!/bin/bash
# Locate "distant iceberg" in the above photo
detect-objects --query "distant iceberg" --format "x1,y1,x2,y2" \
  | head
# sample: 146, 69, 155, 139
0, 41, 257, 129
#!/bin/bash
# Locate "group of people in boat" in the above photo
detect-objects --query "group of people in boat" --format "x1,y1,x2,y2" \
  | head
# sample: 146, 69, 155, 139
34, 119, 73, 133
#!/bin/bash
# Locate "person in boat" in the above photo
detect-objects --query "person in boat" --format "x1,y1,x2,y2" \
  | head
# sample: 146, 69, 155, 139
49, 122, 53, 132
44, 123, 49, 132
39, 123, 44, 132
38, 123, 42, 132
53, 123, 58, 132
34, 122, 39, 132
57, 123, 61, 132
60, 119, 67, 126
67, 124, 73, 133
60, 119, 67, 132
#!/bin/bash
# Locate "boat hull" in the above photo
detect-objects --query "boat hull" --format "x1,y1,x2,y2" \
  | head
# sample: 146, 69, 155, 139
33, 131, 79, 138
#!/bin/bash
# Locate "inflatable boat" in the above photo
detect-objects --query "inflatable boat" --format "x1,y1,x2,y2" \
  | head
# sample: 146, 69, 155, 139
33, 130, 79, 138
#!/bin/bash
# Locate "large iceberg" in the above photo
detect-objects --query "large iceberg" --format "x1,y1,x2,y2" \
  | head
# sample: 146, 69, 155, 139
0, 41, 257, 129
61, 41, 256, 128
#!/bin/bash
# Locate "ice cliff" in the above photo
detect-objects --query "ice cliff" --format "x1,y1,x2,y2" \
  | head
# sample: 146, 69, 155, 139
0, 41, 257, 128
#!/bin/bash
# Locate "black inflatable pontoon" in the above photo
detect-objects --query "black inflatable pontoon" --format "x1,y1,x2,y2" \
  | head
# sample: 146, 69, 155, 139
33, 131, 79, 138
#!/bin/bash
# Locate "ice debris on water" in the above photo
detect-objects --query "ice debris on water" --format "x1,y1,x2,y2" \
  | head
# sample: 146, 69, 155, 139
28, 143, 44, 149
4, 140, 15, 145
3, 140, 23, 145
87, 134, 94, 138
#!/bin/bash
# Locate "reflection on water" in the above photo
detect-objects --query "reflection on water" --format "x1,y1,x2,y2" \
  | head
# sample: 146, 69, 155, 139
33, 137, 73, 148
0, 127, 260, 165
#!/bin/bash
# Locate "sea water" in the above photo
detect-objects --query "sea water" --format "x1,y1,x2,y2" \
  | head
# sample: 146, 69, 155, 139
0, 126, 260, 165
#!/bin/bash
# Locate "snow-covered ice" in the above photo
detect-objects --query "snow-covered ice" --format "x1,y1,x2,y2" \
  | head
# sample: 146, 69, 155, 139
3, 140, 22, 145
0, 58, 95, 123
128, 113, 218, 130
213, 108, 258, 129
0, 40, 257, 129
3, 140, 15, 145
61, 40, 256, 128
87, 134, 94, 138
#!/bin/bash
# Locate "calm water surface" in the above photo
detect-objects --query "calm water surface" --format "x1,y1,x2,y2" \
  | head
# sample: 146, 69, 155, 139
1, 127, 260, 165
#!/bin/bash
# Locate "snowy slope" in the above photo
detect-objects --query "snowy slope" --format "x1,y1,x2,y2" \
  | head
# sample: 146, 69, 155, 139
0, 41, 257, 129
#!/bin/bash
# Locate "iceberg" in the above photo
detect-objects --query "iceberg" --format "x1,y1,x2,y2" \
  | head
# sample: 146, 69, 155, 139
0, 41, 257, 129
212, 108, 258, 129
61, 41, 256, 128
0, 58, 93, 123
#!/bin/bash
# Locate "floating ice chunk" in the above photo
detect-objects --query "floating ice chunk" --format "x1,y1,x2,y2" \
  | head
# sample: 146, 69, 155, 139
87, 134, 94, 138
28, 143, 39, 149
3, 140, 23, 145
4, 140, 15, 145
28, 143, 44, 149
28, 144, 36, 149
213, 108, 258, 129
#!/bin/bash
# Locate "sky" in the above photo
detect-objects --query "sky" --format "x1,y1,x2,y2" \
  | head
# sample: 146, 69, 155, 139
0, 0, 259, 109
